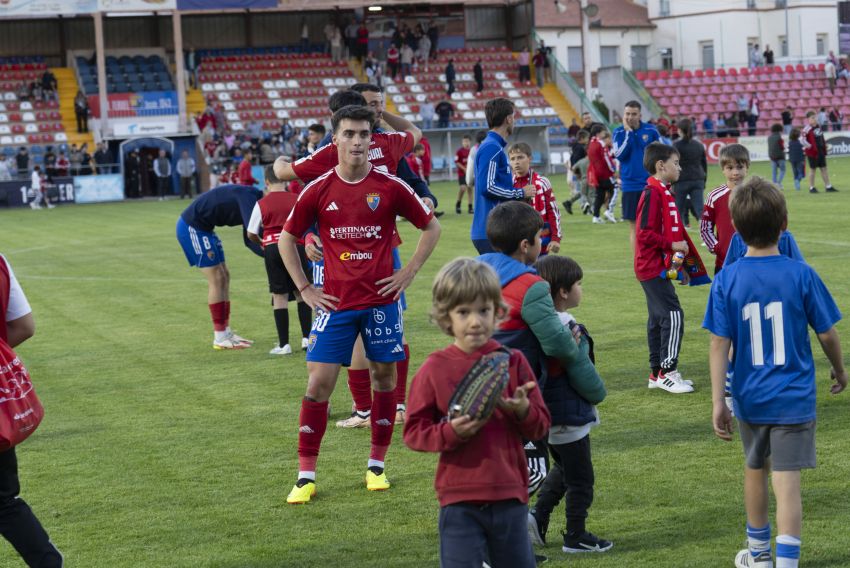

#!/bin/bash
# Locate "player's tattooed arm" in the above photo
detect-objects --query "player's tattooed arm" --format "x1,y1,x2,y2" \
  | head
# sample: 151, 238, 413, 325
381, 110, 422, 145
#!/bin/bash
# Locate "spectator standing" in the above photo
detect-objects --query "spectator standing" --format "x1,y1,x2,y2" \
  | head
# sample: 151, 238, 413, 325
420, 97, 435, 129
186, 47, 197, 89
356, 22, 369, 62
386, 44, 399, 79
300, 18, 310, 51
435, 99, 454, 128
715, 114, 727, 137
445, 59, 456, 96
0, 154, 10, 181
533, 49, 545, 86
69, 144, 82, 176
702, 115, 715, 137
74, 90, 89, 133
736, 93, 749, 125
55, 152, 69, 177
177, 150, 197, 199
767, 123, 786, 188
726, 112, 740, 137
43, 146, 56, 180
417, 35, 431, 70
94, 142, 112, 174
825, 59, 837, 94
817, 107, 829, 130
518, 47, 531, 84
125, 150, 141, 198
237, 148, 258, 186
829, 106, 844, 131
474, 59, 484, 94
154, 149, 172, 201
781, 106, 793, 135
280, 118, 294, 145
345, 19, 358, 59
15, 147, 29, 179
400, 44, 414, 79
427, 20, 439, 60
747, 93, 760, 136
748, 44, 761, 68
672, 119, 707, 228
763, 44, 774, 65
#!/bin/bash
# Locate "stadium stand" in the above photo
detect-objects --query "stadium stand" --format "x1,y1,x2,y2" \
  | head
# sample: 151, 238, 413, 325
0, 58, 68, 153
197, 49, 357, 132
76, 54, 175, 95
389, 46, 565, 139
634, 64, 848, 134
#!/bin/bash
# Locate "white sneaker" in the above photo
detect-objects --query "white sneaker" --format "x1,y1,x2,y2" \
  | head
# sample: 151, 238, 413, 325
46, 202, 55, 209
647, 372, 693, 388
301, 337, 309, 350
604, 210, 617, 223
269, 344, 292, 355
592, 216, 604, 224
735, 549, 773, 568
650, 369, 694, 394
335, 412, 371, 428
213, 337, 251, 350
228, 332, 254, 345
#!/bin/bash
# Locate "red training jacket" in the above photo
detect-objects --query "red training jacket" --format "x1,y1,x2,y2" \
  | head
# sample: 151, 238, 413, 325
634, 176, 677, 281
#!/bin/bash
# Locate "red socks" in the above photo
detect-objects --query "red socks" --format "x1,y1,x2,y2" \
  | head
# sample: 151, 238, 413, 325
393, 344, 410, 408
347, 368, 373, 412
297, 399, 329, 474
209, 302, 227, 332
369, 390, 396, 462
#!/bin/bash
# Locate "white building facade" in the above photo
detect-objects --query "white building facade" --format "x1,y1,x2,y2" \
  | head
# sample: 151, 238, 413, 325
535, 0, 841, 74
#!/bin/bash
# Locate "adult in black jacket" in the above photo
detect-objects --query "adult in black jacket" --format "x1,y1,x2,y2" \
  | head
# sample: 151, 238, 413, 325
672, 119, 707, 228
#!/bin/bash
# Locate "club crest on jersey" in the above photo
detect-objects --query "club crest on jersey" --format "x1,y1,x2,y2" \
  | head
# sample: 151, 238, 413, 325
642, 133, 649, 142
366, 193, 380, 211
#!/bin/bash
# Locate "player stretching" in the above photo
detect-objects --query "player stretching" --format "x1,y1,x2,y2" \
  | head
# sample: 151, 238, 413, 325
176, 184, 263, 349
280, 106, 441, 504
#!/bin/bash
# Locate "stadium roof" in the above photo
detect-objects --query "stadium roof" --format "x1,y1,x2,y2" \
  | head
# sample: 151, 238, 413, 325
534, 0, 653, 29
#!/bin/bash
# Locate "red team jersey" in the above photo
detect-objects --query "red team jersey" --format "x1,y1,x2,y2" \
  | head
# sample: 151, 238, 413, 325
291, 132, 414, 181
700, 184, 734, 270
455, 147, 470, 179
284, 165, 433, 311
258, 191, 299, 247
513, 170, 561, 253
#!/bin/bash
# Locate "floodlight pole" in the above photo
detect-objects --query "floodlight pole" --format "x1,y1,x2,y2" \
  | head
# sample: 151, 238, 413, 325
172, 10, 188, 133
580, 0, 592, 96
93, 11, 108, 140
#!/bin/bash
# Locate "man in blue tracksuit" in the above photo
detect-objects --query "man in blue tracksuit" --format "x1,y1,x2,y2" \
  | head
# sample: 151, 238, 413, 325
611, 100, 659, 248
470, 97, 535, 253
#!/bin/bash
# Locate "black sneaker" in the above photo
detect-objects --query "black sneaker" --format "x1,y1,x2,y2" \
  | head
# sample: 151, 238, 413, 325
455, 202, 461, 214
527, 510, 548, 546
534, 553, 548, 565
468, 205, 473, 214
434, 211, 445, 218
809, 187, 819, 193
562, 200, 573, 215
562, 531, 613, 554
826, 186, 839, 192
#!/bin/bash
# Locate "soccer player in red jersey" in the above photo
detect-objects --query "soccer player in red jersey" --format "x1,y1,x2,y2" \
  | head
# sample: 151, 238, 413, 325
236, 148, 258, 187
508, 142, 562, 255
454, 135, 472, 214
279, 106, 441, 504
246, 166, 314, 355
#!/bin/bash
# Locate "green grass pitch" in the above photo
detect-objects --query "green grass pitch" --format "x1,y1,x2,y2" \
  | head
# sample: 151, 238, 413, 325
0, 158, 848, 567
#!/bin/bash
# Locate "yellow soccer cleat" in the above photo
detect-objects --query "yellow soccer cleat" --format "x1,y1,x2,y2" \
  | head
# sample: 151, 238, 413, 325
286, 479, 317, 504
366, 469, 390, 491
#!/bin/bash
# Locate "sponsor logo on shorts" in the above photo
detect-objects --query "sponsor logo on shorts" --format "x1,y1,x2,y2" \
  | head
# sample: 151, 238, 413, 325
366, 193, 381, 211
207, 250, 215, 260
391, 343, 404, 354
373, 308, 386, 323
328, 225, 382, 239
308, 333, 317, 351
339, 251, 373, 261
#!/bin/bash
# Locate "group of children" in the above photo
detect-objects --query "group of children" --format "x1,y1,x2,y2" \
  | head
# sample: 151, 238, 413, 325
405, 133, 846, 568
767, 111, 837, 193
562, 126, 621, 224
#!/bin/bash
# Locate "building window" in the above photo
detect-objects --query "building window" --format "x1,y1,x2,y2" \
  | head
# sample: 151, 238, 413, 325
816, 34, 827, 56
779, 35, 788, 57
775, 0, 787, 7
747, 0, 756, 8
660, 47, 673, 70
659, 0, 670, 17
631, 45, 648, 71
568, 46, 583, 73
600, 46, 619, 67
700, 41, 715, 69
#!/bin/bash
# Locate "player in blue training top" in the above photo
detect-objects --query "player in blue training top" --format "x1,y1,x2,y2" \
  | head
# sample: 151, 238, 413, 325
612, 100, 660, 249
703, 177, 847, 568
176, 184, 263, 350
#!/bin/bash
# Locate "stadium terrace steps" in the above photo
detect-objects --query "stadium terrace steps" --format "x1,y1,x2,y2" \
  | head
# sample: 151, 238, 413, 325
186, 87, 206, 118
634, 65, 848, 136
54, 67, 93, 149
538, 83, 579, 137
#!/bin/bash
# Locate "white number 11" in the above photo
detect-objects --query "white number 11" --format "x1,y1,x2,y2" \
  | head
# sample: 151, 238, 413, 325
742, 302, 785, 366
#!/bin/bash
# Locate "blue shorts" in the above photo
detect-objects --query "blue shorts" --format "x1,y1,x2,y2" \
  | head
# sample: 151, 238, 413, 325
176, 217, 225, 268
306, 303, 405, 365
621, 191, 641, 221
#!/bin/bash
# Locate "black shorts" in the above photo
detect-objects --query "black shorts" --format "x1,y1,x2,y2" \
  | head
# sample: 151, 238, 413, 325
457, 176, 467, 186
264, 243, 309, 295
621, 191, 641, 221
807, 153, 826, 169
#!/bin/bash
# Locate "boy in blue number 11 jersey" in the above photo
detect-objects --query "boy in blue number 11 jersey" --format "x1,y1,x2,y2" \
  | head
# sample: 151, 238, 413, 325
703, 177, 847, 568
